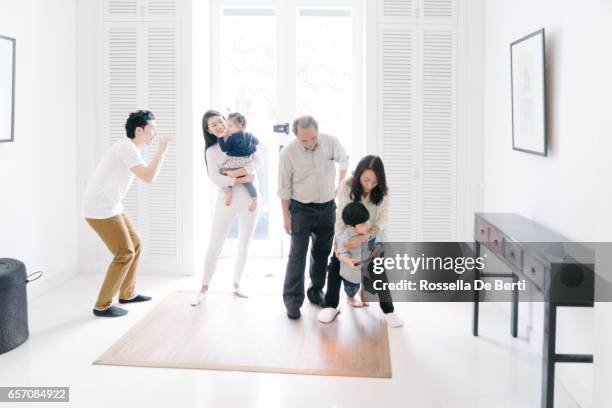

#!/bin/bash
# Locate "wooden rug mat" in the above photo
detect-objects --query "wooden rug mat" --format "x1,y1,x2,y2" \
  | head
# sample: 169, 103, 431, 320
94, 291, 391, 378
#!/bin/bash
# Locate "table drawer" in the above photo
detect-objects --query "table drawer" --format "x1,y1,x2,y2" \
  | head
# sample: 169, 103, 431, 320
523, 252, 546, 291
475, 218, 489, 242
503, 240, 523, 270
489, 226, 504, 254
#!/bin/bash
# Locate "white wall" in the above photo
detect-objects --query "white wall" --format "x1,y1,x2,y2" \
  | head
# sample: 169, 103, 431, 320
75, 0, 97, 275
482, 1, 612, 406
0, 0, 78, 298
191, 0, 212, 273
458, 0, 485, 241
594, 250, 612, 408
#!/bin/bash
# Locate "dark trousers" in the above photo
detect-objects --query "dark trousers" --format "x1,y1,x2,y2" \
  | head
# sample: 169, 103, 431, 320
323, 253, 395, 314
283, 199, 335, 309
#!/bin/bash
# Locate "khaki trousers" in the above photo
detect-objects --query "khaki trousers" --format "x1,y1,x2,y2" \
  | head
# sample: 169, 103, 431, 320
86, 213, 141, 310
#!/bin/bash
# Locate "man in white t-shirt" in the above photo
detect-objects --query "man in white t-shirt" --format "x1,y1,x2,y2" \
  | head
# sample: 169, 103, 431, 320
83, 110, 170, 317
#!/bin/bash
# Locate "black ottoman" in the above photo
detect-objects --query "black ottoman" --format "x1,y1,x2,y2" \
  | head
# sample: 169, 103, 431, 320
0, 259, 33, 354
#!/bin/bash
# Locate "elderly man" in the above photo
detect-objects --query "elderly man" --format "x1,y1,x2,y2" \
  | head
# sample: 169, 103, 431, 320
278, 116, 349, 319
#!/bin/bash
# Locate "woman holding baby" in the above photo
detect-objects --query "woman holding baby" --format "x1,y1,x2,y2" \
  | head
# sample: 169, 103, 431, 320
190, 110, 262, 306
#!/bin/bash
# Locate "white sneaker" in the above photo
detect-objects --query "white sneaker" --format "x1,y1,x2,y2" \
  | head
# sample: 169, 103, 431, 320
385, 312, 404, 328
233, 287, 248, 298
190, 292, 207, 306
317, 307, 340, 323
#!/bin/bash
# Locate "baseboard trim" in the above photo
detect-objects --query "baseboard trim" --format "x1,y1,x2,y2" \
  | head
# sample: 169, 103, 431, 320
27, 268, 78, 301
80, 262, 195, 276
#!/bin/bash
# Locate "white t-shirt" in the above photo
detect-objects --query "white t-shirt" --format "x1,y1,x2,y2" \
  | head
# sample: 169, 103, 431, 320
82, 139, 146, 219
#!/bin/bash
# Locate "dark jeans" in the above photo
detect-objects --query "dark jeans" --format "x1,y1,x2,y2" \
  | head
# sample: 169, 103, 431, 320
323, 253, 395, 314
343, 280, 360, 298
283, 199, 335, 309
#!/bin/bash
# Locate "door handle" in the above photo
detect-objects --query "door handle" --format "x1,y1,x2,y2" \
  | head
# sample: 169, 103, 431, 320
273, 123, 290, 134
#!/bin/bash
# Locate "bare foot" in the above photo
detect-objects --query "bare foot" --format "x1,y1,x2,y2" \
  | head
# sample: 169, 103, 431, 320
359, 288, 370, 307
224, 188, 233, 206
346, 296, 366, 308
248, 198, 257, 212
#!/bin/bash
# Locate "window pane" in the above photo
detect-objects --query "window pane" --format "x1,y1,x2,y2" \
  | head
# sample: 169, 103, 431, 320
296, 8, 353, 147
220, 7, 277, 240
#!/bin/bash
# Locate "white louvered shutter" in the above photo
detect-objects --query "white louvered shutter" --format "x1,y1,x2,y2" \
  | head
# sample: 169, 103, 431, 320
421, 0, 456, 24
379, 26, 418, 242
143, 24, 179, 261
104, 0, 139, 19
379, 0, 456, 25
104, 24, 141, 227
377, 0, 458, 242
420, 27, 456, 241
380, 0, 415, 22
144, 0, 177, 18
100, 10, 182, 271
104, 0, 177, 20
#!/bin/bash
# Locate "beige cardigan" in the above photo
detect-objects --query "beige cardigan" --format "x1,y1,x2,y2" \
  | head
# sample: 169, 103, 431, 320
334, 177, 389, 241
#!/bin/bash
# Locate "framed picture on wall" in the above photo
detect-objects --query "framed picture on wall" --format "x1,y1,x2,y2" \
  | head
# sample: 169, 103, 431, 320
510, 28, 547, 156
1, 34, 16, 143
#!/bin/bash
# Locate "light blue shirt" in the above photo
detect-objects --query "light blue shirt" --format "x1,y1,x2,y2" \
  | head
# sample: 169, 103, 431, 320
336, 229, 363, 284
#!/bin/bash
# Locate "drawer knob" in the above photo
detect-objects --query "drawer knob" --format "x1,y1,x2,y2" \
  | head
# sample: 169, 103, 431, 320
510, 251, 515, 258
530, 267, 536, 274
480, 228, 485, 234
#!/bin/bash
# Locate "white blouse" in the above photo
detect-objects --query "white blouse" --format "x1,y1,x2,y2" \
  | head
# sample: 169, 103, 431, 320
205, 143, 263, 190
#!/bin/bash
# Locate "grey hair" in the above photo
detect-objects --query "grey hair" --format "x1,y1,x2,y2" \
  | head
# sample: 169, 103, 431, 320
292, 115, 319, 136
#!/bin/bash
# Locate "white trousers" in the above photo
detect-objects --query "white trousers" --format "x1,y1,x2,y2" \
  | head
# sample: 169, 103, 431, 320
202, 189, 260, 286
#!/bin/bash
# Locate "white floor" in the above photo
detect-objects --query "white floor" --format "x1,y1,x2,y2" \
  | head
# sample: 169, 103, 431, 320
0, 258, 582, 408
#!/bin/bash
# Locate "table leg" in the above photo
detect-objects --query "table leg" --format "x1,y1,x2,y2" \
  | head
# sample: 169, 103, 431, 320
473, 241, 480, 336
541, 302, 556, 408
511, 273, 519, 337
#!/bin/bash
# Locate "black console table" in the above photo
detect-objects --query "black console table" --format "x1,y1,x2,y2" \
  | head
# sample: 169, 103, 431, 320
473, 213, 594, 408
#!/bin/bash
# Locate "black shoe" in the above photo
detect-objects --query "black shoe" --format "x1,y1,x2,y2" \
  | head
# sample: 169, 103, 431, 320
119, 294, 152, 304
307, 295, 325, 307
92, 306, 128, 317
307, 288, 325, 307
287, 307, 301, 320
